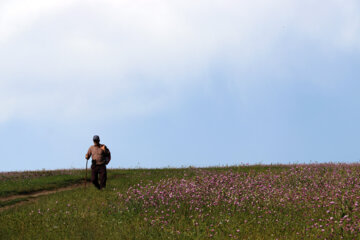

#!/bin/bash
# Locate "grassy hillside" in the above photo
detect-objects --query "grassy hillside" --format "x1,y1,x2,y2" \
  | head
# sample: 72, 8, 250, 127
1, 164, 359, 239
0, 170, 84, 197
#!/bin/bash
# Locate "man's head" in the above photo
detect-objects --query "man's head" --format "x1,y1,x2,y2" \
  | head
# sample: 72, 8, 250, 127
93, 135, 100, 144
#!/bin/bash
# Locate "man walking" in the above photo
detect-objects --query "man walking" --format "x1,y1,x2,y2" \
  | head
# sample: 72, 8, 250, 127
85, 135, 111, 189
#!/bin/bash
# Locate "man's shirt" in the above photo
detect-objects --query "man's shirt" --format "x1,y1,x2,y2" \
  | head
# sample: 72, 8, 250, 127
85, 144, 111, 165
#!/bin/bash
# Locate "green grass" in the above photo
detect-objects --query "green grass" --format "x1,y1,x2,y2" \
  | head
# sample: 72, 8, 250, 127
0, 169, 136, 198
0, 174, 84, 197
0, 168, 189, 239
1, 165, 358, 239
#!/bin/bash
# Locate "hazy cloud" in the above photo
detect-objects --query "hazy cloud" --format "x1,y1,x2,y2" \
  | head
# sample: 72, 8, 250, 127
0, 0, 359, 123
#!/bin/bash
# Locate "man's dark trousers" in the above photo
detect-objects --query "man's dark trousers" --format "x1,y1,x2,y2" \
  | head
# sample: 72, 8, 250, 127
91, 164, 107, 189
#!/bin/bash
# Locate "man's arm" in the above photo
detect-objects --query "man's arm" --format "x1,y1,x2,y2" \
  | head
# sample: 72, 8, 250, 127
85, 147, 92, 160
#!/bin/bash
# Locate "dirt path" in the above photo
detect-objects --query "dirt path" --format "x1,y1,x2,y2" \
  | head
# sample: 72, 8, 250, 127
0, 183, 85, 212
0, 173, 126, 212
0, 183, 86, 202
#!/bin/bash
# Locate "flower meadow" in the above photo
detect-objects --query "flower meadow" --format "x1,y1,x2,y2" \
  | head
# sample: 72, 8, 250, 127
119, 164, 360, 239
2, 165, 360, 239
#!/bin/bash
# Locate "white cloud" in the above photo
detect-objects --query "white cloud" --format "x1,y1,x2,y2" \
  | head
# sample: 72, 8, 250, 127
0, 0, 78, 43
0, 0, 359, 123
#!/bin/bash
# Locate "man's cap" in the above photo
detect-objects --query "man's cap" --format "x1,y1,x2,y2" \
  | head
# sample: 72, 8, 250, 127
93, 135, 100, 142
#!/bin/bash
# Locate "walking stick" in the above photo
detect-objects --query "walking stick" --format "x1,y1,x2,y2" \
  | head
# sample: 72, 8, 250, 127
85, 159, 88, 189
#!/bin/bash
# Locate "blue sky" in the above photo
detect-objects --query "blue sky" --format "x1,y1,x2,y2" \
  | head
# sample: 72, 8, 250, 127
1, 0, 360, 171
